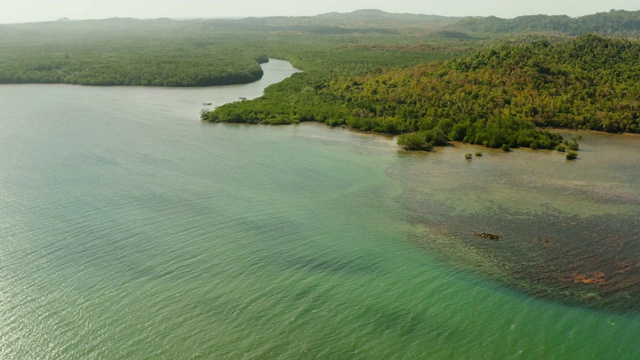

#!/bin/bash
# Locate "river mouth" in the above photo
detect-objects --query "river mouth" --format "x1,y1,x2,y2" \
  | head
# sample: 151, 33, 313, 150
392, 133, 640, 313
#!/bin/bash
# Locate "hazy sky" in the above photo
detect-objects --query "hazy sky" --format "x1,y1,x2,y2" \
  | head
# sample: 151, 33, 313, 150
2, 0, 639, 24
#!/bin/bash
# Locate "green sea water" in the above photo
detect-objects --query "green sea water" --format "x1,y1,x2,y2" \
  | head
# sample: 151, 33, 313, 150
0, 60, 638, 359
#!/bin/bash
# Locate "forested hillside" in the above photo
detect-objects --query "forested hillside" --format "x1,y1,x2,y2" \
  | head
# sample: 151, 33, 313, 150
453, 9, 640, 37
202, 35, 640, 150
0, 13, 478, 87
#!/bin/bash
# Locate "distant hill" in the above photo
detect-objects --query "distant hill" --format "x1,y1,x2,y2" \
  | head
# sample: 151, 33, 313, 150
202, 9, 461, 34
453, 9, 640, 36
201, 9, 640, 37
315, 9, 461, 28
7, 9, 640, 37
2, 17, 200, 41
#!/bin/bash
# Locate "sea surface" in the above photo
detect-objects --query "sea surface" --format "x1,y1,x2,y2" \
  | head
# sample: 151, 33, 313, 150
0, 59, 638, 359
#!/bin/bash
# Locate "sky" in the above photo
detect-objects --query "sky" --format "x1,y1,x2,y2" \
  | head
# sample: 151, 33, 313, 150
1, 0, 639, 24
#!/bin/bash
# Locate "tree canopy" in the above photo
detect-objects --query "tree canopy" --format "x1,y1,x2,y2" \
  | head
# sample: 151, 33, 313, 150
0, 19, 267, 86
203, 34, 640, 150
453, 10, 640, 37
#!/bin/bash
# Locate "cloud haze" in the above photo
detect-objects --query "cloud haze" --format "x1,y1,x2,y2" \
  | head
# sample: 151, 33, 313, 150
1, 0, 639, 24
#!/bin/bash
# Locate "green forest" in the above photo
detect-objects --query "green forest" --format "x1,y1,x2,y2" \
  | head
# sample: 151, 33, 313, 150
455, 9, 640, 37
202, 34, 640, 149
3, 9, 640, 150
0, 19, 268, 86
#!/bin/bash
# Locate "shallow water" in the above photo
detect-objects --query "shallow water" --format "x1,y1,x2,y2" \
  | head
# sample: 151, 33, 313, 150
0, 60, 638, 358
391, 133, 640, 313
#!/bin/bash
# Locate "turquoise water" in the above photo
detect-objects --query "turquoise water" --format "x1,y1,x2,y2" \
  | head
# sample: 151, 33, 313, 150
0, 60, 638, 358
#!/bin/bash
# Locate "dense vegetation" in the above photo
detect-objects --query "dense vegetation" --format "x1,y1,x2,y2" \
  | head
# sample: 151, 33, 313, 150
203, 34, 640, 149
454, 9, 640, 37
0, 19, 267, 86
3, 10, 640, 150
3, 9, 639, 87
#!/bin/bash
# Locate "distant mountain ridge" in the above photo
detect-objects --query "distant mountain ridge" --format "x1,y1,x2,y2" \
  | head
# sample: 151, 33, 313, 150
5, 9, 640, 37
202, 9, 460, 33
317, 9, 461, 23
453, 9, 640, 36
200, 8, 640, 36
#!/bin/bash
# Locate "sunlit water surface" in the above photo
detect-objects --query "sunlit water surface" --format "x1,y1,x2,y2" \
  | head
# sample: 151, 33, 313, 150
0, 60, 638, 359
